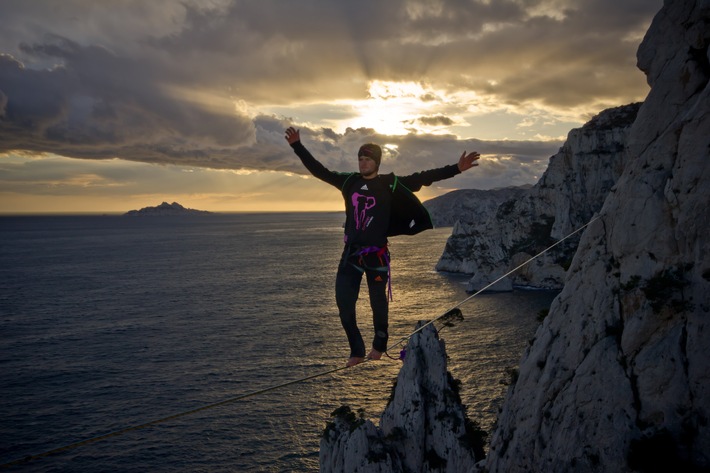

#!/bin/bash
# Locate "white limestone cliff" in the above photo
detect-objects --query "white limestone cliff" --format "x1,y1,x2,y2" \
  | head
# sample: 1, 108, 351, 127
320, 322, 483, 473
435, 102, 640, 292
424, 186, 530, 228
483, 1, 710, 471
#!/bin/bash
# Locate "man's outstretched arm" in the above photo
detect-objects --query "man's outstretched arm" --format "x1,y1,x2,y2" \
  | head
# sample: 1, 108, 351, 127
284, 126, 347, 189
399, 150, 481, 191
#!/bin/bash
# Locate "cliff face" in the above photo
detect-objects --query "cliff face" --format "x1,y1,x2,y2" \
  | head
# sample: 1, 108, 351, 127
485, 1, 710, 471
320, 323, 481, 473
424, 186, 530, 228
436, 103, 640, 292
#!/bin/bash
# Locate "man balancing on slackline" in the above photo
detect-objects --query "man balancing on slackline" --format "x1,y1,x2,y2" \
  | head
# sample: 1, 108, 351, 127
285, 127, 481, 367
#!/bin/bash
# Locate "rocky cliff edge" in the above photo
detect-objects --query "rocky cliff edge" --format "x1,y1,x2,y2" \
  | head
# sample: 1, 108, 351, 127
320, 322, 485, 473
484, 1, 710, 471
435, 102, 641, 292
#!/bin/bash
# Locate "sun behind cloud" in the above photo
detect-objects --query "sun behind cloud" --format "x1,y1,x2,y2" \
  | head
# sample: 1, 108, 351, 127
340, 80, 467, 136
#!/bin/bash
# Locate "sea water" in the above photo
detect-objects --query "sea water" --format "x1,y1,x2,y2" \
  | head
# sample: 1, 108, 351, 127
0, 213, 556, 472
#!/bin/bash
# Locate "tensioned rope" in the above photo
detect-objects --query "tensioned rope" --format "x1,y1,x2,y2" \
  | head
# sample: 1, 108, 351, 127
1, 214, 600, 469
1, 363, 351, 468
385, 214, 601, 351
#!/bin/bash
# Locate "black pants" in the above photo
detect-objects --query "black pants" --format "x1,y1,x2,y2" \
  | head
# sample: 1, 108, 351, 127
335, 249, 389, 358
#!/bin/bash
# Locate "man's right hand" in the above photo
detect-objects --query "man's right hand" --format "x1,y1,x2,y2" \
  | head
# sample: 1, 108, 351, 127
285, 127, 300, 145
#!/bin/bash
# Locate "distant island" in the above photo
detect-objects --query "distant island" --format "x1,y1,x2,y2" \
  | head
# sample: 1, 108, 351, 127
124, 202, 212, 216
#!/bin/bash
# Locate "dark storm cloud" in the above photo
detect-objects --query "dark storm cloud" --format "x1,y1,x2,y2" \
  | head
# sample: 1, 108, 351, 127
417, 115, 456, 126
0, 36, 256, 167
0, 89, 7, 118
0, 0, 661, 174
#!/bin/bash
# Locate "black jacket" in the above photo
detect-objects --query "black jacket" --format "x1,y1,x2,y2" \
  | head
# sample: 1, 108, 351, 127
290, 141, 460, 242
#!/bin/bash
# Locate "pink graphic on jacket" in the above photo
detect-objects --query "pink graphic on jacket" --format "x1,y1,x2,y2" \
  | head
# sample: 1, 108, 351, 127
352, 192, 376, 230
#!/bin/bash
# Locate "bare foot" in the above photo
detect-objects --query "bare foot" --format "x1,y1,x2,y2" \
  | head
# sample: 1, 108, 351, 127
367, 349, 383, 360
346, 357, 365, 367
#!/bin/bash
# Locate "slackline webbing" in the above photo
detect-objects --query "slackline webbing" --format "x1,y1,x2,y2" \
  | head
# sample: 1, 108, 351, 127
1, 363, 350, 468
386, 214, 601, 351
1, 214, 600, 469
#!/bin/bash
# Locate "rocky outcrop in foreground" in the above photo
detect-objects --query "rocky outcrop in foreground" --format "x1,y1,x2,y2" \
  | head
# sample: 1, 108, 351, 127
484, 0, 710, 471
436, 102, 640, 292
320, 322, 484, 472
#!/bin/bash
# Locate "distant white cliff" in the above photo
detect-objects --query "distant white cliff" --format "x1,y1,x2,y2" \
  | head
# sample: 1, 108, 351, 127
434, 102, 641, 292
124, 201, 211, 216
484, 0, 710, 471
425, 186, 530, 228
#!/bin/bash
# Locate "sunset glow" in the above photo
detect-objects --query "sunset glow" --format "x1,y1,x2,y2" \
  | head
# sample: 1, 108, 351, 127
0, 1, 662, 213
342, 81, 459, 136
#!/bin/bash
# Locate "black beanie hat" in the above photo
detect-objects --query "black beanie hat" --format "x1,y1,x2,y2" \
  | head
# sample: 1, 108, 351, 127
358, 143, 382, 167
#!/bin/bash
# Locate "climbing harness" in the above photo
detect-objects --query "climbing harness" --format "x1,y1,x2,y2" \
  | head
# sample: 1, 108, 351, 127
1, 214, 600, 469
355, 245, 393, 301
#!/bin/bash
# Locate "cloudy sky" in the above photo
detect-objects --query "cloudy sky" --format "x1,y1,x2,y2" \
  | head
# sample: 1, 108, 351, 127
0, 0, 662, 213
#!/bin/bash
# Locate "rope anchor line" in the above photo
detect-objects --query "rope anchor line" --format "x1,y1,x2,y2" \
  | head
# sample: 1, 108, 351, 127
387, 214, 600, 350
1, 214, 600, 470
